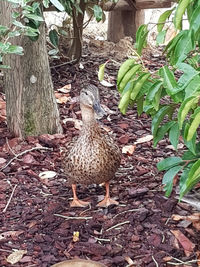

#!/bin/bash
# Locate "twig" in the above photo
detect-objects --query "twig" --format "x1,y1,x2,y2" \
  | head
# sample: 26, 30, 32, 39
92, 236, 111, 242
167, 257, 200, 265
106, 221, 130, 231
3, 184, 17, 213
6, 137, 20, 158
152, 256, 159, 267
113, 208, 139, 219
0, 146, 53, 171
50, 58, 78, 69
54, 214, 92, 220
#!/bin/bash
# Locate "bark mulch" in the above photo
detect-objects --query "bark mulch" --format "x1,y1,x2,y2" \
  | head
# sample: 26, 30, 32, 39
0, 45, 200, 267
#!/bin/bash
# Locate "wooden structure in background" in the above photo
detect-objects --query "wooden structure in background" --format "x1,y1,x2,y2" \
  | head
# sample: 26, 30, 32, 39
103, 0, 173, 43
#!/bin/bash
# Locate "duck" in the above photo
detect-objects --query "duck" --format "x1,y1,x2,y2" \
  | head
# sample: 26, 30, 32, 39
63, 84, 121, 207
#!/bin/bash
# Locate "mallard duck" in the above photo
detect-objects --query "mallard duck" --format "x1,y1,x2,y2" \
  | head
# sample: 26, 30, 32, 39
63, 84, 121, 207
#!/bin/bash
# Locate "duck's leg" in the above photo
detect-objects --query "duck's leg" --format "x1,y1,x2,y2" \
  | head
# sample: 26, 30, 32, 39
97, 181, 118, 207
70, 184, 90, 207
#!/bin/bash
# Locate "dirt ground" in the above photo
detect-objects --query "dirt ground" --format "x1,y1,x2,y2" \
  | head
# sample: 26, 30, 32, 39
0, 42, 200, 267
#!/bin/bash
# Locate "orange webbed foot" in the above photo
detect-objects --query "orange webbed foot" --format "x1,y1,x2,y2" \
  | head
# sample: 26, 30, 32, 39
70, 198, 90, 208
97, 197, 118, 207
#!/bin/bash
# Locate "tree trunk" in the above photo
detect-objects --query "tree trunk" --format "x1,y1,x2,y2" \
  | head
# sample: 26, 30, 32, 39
67, 1, 86, 62
107, 8, 145, 43
0, 2, 62, 138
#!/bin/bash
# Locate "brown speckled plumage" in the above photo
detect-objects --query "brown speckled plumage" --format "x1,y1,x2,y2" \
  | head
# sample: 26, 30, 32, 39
64, 85, 121, 187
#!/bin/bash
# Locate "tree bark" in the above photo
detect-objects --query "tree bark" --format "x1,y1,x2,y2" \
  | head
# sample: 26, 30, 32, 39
67, 0, 86, 62
0, 2, 62, 138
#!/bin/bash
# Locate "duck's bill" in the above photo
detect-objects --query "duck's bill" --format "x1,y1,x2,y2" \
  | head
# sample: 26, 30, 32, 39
93, 101, 106, 118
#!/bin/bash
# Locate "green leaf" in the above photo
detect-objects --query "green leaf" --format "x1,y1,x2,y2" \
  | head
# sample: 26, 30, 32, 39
12, 12, 20, 19
157, 9, 174, 32
161, 66, 177, 96
43, 0, 50, 8
7, 45, 23, 55
131, 73, 150, 101
187, 108, 200, 141
173, 30, 195, 64
49, 29, 59, 47
8, 30, 21, 37
190, 5, 200, 37
49, 0, 65, 11
93, 5, 103, 22
169, 122, 180, 150
175, 63, 200, 94
185, 75, 200, 99
183, 123, 196, 155
174, 0, 190, 30
117, 58, 135, 87
180, 159, 200, 197
178, 95, 199, 129
163, 165, 183, 197
156, 30, 167, 45
12, 20, 26, 28
98, 62, 107, 82
25, 13, 44, 22
146, 80, 163, 102
179, 167, 190, 195
118, 81, 133, 114
0, 25, 9, 34
135, 24, 148, 55
153, 121, 176, 147
0, 64, 11, 69
151, 105, 173, 136
157, 156, 183, 171
136, 95, 144, 116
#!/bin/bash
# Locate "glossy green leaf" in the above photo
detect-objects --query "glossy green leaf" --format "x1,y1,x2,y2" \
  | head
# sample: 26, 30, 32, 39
131, 73, 150, 101
156, 30, 166, 44
93, 5, 103, 22
151, 105, 173, 136
49, 29, 59, 47
136, 95, 144, 116
49, 0, 65, 11
190, 5, 200, 37
146, 81, 163, 100
169, 122, 180, 150
0, 64, 11, 69
43, 0, 50, 8
178, 95, 199, 129
157, 9, 174, 32
163, 165, 183, 197
25, 13, 44, 22
187, 108, 200, 141
157, 156, 183, 171
153, 121, 176, 147
8, 30, 20, 37
173, 30, 195, 64
117, 58, 135, 87
7, 45, 23, 55
135, 24, 148, 55
183, 123, 196, 155
174, 0, 190, 30
161, 66, 177, 96
118, 81, 133, 114
180, 159, 200, 197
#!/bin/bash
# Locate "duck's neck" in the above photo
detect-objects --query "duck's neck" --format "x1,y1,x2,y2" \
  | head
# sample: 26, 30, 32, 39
80, 104, 97, 126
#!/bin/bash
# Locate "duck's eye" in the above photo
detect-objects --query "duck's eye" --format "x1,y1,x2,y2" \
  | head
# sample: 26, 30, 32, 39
84, 91, 88, 95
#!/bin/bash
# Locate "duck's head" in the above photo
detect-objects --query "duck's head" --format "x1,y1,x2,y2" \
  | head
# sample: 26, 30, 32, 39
80, 85, 105, 118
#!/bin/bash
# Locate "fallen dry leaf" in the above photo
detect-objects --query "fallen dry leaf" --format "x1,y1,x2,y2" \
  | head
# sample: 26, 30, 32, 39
6, 250, 27, 264
196, 251, 200, 267
122, 145, 136, 155
171, 229, 195, 257
100, 80, 114, 87
57, 84, 71, 93
0, 231, 24, 241
39, 171, 57, 179
134, 135, 153, 145
172, 213, 200, 231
